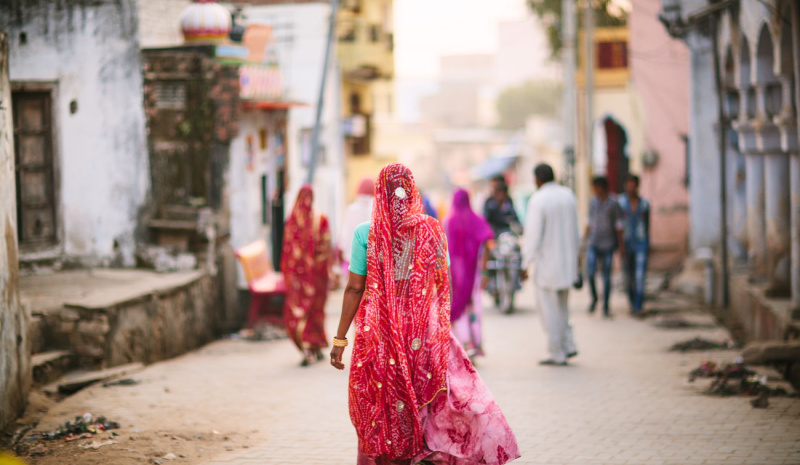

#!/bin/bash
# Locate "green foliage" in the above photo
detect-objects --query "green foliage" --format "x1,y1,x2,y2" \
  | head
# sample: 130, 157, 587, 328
496, 80, 563, 130
528, 0, 629, 58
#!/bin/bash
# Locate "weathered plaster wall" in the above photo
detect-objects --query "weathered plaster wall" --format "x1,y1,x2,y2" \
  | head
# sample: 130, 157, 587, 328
0, 0, 150, 266
229, 110, 278, 287
0, 30, 31, 430
137, 0, 191, 48
685, 31, 722, 252
630, 0, 691, 268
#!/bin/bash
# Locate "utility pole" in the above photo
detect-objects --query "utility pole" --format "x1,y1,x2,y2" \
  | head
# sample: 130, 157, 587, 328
584, 0, 594, 180
306, 0, 340, 184
562, 0, 577, 190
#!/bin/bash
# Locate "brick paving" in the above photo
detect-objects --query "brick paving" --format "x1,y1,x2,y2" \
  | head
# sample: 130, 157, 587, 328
35, 285, 800, 465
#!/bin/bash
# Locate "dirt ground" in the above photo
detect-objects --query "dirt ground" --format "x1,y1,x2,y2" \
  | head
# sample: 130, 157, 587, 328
2, 341, 276, 465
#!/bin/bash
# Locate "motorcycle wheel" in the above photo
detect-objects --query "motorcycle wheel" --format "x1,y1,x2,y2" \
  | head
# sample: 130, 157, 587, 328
498, 270, 514, 314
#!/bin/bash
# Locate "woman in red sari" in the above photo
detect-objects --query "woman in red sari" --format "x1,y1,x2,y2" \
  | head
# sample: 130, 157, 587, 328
331, 164, 519, 465
282, 185, 331, 366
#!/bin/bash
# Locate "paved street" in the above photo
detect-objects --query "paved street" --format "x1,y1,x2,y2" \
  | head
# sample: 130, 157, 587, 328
31, 284, 800, 465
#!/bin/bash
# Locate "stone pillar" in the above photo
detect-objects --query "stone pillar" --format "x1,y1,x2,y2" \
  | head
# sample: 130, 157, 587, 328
791, 154, 800, 308
790, 2, 800, 312
0, 32, 30, 430
763, 152, 791, 295
745, 153, 768, 276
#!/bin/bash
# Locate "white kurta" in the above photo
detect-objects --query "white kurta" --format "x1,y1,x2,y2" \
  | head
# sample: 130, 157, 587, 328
522, 182, 581, 290
523, 182, 581, 363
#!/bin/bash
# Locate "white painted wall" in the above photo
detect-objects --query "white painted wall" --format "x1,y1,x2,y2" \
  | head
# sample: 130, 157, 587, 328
229, 110, 280, 287
0, 1, 150, 266
241, 2, 345, 244
686, 31, 722, 251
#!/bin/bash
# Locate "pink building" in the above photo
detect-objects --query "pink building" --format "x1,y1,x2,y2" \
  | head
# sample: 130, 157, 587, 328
630, 0, 690, 270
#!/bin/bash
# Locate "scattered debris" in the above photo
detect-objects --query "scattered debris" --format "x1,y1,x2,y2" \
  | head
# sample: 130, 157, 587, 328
688, 360, 754, 381
103, 378, 141, 387
79, 440, 117, 450
37, 413, 121, 441
751, 391, 770, 408
230, 324, 287, 341
670, 337, 736, 352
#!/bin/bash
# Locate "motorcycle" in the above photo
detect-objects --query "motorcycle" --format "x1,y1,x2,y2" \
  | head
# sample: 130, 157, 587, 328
486, 228, 522, 314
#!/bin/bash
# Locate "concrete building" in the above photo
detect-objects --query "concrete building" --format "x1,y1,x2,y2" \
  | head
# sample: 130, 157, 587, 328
237, 1, 347, 233
0, 0, 151, 269
575, 27, 647, 228
660, 0, 800, 340
0, 30, 31, 431
337, 0, 397, 198
630, 0, 691, 270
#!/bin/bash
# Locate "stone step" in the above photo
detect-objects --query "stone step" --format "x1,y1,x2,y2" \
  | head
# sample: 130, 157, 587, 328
42, 363, 145, 396
32, 350, 76, 386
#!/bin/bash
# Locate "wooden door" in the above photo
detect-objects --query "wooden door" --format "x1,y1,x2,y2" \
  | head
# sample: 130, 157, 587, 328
12, 90, 57, 248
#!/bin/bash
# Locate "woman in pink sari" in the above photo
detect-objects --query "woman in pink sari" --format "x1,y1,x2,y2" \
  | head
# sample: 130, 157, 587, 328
330, 164, 519, 465
282, 185, 331, 366
444, 188, 495, 357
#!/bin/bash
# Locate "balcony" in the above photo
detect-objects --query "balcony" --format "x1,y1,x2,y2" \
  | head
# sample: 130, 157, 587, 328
337, 18, 394, 80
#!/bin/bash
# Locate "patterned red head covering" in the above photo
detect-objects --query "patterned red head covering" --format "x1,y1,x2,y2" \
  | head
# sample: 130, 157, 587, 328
349, 163, 451, 460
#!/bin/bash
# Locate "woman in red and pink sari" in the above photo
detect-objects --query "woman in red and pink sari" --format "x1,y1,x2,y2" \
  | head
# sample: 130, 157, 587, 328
282, 185, 331, 366
445, 188, 495, 357
330, 164, 519, 465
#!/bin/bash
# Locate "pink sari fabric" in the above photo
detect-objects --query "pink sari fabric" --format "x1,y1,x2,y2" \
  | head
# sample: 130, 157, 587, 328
450, 268, 485, 357
350, 164, 519, 464
357, 334, 520, 465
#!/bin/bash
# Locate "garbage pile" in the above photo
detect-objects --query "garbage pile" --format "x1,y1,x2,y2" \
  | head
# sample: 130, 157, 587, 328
688, 359, 797, 407
688, 360, 753, 382
670, 337, 736, 352
35, 413, 120, 441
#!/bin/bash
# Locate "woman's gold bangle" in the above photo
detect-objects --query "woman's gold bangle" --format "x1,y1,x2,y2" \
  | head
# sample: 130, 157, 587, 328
333, 337, 348, 348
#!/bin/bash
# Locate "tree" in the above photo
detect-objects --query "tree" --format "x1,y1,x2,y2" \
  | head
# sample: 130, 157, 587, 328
496, 80, 563, 130
528, 0, 629, 58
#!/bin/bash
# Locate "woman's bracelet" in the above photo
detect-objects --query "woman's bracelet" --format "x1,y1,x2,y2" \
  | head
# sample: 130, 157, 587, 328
333, 337, 348, 348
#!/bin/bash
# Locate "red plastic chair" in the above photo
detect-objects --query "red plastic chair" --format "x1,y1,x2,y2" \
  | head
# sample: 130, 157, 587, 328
234, 241, 286, 327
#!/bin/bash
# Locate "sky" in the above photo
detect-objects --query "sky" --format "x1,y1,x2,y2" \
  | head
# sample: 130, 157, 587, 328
393, 0, 531, 80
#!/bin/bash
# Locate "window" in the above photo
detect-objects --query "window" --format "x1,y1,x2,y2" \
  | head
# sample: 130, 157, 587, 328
12, 90, 57, 249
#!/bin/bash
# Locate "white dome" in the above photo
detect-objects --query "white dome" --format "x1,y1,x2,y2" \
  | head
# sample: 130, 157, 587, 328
180, 0, 232, 43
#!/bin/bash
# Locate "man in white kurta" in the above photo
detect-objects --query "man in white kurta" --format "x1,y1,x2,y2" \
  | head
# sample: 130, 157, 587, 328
521, 164, 581, 365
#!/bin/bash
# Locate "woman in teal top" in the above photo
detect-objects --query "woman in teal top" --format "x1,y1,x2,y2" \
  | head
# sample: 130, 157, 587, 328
348, 221, 449, 275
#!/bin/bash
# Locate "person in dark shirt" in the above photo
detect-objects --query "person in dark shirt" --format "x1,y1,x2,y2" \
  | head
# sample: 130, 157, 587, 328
584, 176, 624, 317
618, 175, 650, 315
483, 178, 520, 237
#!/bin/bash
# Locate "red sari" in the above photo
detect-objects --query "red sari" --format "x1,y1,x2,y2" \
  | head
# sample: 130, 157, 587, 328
349, 164, 519, 464
281, 185, 330, 351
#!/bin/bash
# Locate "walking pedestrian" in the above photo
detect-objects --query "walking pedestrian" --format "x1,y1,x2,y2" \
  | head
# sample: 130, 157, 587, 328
618, 175, 650, 315
444, 188, 495, 357
330, 163, 520, 465
281, 185, 332, 366
584, 176, 624, 317
339, 177, 375, 279
521, 164, 581, 366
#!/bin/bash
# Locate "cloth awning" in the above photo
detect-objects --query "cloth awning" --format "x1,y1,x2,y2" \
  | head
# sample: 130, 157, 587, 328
470, 155, 519, 181
241, 100, 306, 111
